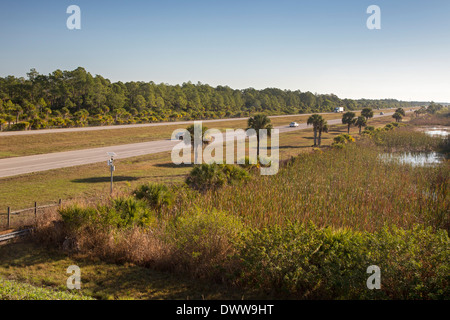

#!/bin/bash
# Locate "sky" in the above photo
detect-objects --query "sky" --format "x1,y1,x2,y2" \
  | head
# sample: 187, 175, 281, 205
0, 0, 449, 102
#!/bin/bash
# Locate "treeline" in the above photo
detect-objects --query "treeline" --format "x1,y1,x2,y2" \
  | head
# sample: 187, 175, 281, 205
0, 67, 424, 131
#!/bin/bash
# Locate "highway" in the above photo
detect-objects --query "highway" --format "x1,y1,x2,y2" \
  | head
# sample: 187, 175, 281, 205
0, 111, 406, 178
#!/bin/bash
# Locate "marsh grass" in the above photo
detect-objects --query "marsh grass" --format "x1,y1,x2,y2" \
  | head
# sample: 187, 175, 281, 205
183, 143, 449, 232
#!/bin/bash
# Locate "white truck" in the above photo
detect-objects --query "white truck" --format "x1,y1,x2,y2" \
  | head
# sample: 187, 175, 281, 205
334, 107, 344, 113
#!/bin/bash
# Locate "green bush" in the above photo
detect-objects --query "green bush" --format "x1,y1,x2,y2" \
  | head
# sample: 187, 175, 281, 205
59, 205, 98, 230
165, 208, 245, 276
109, 197, 155, 228
234, 222, 449, 299
60, 197, 155, 230
332, 133, 355, 148
368, 225, 450, 299
362, 126, 375, 135
133, 183, 174, 210
186, 163, 249, 191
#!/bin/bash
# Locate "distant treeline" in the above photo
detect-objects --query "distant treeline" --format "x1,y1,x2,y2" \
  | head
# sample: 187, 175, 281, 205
0, 67, 425, 131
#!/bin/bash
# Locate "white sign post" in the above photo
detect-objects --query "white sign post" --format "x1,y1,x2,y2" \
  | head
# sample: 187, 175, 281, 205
107, 152, 116, 195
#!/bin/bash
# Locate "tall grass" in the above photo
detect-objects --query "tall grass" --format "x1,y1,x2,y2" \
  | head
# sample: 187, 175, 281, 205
371, 126, 443, 152
179, 142, 448, 232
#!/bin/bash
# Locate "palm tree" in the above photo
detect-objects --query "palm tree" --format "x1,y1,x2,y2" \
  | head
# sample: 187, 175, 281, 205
317, 119, 329, 146
395, 108, 405, 117
342, 112, 356, 133
307, 114, 324, 146
355, 116, 367, 134
247, 114, 273, 158
361, 107, 374, 121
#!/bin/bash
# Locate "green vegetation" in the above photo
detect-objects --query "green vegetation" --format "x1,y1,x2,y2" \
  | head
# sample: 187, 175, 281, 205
60, 197, 155, 230
332, 133, 355, 148
0, 67, 423, 131
237, 223, 449, 299
0, 277, 94, 300
133, 183, 175, 211
185, 163, 250, 191
165, 208, 244, 277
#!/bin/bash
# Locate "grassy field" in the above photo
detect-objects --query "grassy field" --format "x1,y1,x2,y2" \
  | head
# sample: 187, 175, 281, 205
0, 113, 404, 217
0, 110, 400, 159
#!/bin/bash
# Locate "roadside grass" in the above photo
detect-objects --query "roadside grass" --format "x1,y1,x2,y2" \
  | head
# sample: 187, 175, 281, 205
0, 277, 94, 300
0, 113, 410, 217
0, 110, 395, 159
0, 240, 256, 300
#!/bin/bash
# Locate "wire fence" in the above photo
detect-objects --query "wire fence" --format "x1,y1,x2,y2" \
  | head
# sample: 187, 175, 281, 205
0, 200, 62, 231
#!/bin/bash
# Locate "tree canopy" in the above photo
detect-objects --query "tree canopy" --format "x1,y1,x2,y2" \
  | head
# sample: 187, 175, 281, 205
0, 67, 426, 131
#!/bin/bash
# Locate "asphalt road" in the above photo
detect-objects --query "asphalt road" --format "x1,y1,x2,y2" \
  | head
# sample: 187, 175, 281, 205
0, 111, 405, 178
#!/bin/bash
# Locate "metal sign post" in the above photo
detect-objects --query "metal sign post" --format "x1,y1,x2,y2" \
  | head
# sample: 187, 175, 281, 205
107, 152, 116, 195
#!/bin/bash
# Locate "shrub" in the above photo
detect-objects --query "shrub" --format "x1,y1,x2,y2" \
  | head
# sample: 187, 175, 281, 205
235, 222, 369, 299
186, 163, 249, 191
133, 183, 174, 211
60, 197, 155, 230
367, 225, 450, 299
332, 133, 355, 148
362, 126, 375, 135
234, 222, 450, 299
59, 205, 98, 230
165, 208, 245, 277
109, 197, 155, 228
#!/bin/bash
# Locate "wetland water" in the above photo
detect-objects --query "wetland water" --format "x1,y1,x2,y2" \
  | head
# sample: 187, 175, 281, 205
379, 152, 445, 167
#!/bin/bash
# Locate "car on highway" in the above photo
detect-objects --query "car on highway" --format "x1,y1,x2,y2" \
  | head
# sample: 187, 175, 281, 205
289, 122, 299, 127
380, 112, 384, 115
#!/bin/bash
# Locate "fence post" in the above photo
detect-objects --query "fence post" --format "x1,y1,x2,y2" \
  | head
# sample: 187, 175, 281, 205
34, 202, 37, 225
7, 207, 10, 229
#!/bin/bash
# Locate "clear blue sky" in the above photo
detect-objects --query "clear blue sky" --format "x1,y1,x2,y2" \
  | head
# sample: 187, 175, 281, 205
1, 0, 449, 102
